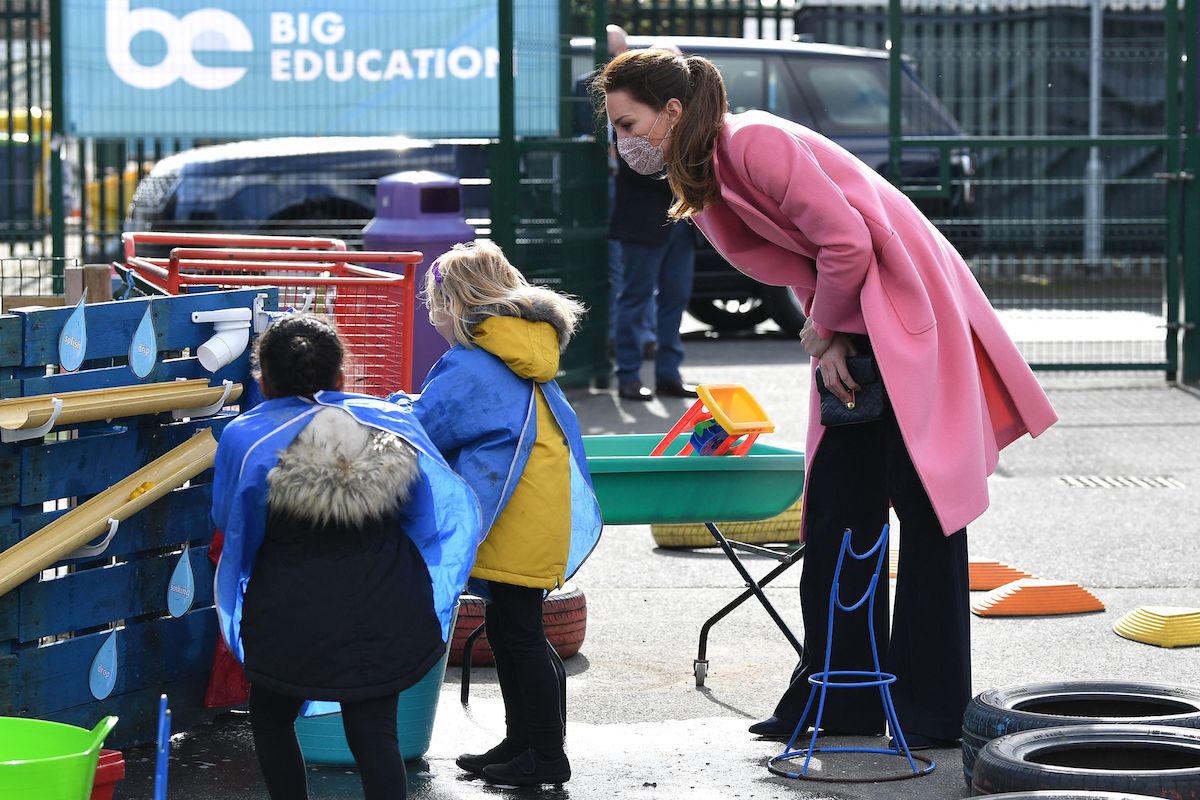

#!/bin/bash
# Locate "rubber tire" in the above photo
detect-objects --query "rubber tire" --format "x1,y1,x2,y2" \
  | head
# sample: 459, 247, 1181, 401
977, 793, 1168, 800
686, 296, 771, 332
971, 724, 1200, 797
449, 585, 587, 667
962, 681, 1200, 787
762, 285, 807, 336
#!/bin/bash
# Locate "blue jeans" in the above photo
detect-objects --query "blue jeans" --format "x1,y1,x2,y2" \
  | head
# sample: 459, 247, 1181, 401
615, 221, 695, 386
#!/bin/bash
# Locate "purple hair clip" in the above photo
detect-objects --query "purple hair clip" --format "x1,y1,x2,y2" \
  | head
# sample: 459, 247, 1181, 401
431, 257, 444, 285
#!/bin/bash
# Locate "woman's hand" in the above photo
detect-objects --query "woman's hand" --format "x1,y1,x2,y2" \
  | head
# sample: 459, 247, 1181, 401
817, 333, 860, 404
799, 317, 832, 359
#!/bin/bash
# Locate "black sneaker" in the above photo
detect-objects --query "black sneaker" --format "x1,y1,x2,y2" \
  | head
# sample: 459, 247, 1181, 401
481, 748, 571, 786
455, 738, 527, 775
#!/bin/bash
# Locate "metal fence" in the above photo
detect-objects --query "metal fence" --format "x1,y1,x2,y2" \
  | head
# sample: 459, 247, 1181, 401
602, 0, 1195, 378
3, 0, 1197, 380
883, 0, 1188, 374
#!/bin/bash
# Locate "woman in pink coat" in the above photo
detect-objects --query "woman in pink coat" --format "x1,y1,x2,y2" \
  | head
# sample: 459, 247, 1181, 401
597, 50, 1057, 748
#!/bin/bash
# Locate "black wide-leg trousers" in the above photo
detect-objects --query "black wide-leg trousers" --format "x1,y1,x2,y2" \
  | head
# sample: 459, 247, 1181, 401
771, 400, 971, 741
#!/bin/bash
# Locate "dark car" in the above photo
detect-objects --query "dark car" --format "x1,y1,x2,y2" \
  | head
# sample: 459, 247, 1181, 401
127, 36, 971, 335
574, 35, 973, 334
127, 136, 491, 249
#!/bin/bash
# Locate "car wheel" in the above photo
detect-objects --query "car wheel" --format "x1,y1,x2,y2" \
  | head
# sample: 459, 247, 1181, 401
762, 286, 806, 336
263, 199, 372, 245
687, 297, 771, 331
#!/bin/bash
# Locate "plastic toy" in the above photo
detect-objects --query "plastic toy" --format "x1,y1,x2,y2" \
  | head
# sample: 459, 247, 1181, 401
652, 384, 775, 457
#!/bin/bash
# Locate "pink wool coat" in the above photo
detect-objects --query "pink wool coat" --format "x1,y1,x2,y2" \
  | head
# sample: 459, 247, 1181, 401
693, 111, 1058, 537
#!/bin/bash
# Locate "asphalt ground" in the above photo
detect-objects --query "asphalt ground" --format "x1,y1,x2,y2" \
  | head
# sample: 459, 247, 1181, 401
114, 327, 1200, 800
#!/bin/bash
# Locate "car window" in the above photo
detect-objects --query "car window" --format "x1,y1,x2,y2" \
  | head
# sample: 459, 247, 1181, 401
704, 54, 814, 126
790, 55, 959, 136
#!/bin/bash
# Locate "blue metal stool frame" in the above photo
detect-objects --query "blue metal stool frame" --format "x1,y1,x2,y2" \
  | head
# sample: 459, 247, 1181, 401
767, 524, 934, 781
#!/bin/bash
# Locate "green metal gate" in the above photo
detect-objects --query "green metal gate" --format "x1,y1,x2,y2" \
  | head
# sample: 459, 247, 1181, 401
886, 0, 1194, 378
599, 0, 1198, 382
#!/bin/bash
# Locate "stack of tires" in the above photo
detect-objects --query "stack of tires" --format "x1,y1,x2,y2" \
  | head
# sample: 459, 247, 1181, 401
963, 681, 1200, 798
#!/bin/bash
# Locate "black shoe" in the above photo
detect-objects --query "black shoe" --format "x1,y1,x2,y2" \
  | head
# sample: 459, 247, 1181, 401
618, 382, 653, 401
656, 380, 699, 398
889, 733, 960, 751
456, 738, 527, 775
748, 716, 798, 739
481, 748, 571, 786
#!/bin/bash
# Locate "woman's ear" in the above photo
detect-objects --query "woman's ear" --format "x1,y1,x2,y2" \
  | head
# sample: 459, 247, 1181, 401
258, 373, 274, 400
664, 97, 684, 128
334, 371, 346, 391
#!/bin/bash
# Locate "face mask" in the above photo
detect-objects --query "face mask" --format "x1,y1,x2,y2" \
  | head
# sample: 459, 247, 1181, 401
617, 112, 670, 175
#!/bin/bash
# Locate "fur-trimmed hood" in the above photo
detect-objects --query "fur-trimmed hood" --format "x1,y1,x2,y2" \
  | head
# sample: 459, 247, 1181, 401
267, 407, 419, 527
464, 286, 578, 354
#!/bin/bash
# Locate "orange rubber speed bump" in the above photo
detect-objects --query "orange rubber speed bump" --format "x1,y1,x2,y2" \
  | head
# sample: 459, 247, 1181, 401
969, 558, 1036, 591
1113, 606, 1200, 648
970, 578, 1104, 617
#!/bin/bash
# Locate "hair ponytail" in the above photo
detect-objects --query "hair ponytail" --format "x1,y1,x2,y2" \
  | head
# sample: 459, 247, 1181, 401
598, 50, 727, 219
666, 56, 726, 219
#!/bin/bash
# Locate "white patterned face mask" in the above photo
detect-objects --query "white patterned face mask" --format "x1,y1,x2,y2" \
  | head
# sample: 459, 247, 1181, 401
616, 111, 670, 175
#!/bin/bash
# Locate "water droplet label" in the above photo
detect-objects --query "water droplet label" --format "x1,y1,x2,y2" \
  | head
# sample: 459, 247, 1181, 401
167, 545, 195, 618
89, 630, 118, 700
129, 305, 157, 378
59, 296, 87, 372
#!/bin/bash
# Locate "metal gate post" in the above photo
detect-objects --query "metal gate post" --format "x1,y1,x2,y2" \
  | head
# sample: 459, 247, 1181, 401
1182, 0, 1200, 384
887, 0, 903, 184
490, 0, 517, 255
1166, 0, 1184, 380
49, 0, 66, 277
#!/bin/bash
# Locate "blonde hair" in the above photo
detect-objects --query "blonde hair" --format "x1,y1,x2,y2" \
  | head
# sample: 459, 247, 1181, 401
597, 49, 727, 219
422, 240, 585, 349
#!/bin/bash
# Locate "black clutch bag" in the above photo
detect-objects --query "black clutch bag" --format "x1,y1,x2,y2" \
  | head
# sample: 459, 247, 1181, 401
815, 354, 884, 426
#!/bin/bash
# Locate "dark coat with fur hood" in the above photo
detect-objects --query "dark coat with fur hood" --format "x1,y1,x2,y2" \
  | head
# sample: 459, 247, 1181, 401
239, 407, 446, 702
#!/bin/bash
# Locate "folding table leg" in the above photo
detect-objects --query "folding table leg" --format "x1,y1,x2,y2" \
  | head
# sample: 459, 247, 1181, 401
694, 523, 804, 687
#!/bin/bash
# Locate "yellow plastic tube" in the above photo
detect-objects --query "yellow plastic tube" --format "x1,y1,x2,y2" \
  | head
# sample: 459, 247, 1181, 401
0, 428, 218, 598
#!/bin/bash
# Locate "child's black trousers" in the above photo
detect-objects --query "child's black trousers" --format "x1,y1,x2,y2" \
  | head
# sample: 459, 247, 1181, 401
250, 683, 406, 799
485, 581, 566, 754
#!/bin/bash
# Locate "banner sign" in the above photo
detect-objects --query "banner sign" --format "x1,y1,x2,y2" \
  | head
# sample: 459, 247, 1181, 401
63, 1, 558, 138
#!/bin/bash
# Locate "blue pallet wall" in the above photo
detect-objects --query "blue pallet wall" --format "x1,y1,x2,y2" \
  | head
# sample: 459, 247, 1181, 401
0, 288, 273, 747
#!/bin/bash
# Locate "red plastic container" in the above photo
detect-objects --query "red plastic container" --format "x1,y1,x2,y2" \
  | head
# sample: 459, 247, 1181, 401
89, 750, 125, 800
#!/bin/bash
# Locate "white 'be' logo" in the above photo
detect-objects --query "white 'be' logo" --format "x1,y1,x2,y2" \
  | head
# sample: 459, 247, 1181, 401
106, 0, 253, 90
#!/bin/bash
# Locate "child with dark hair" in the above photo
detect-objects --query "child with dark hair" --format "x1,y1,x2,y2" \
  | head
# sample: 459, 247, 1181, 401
409, 241, 603, 787
212, 314, 481, 800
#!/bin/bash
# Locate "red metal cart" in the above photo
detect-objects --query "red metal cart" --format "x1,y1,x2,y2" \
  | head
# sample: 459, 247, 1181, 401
119, 232, 421, 395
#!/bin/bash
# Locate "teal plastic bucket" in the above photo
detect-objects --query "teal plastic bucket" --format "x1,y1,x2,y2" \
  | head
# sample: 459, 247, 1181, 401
295, 625, 454, 765
0, 716, 119, 800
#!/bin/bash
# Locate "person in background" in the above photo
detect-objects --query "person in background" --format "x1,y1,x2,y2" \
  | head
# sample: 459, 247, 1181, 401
574, 25, 658, 364
412, 242, 603, 787
212, 315, 480, 800
606, 41, 698, 402
597, 49, 1057, 748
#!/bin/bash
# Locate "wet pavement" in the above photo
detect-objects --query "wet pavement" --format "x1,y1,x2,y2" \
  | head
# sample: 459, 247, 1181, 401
113, 331, 1200, 799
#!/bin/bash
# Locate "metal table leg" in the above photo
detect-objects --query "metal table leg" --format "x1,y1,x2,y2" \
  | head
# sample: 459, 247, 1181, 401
694, 522, 804, 687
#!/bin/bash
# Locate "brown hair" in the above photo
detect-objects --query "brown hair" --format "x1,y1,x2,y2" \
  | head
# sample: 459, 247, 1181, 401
596, 49, 727, 218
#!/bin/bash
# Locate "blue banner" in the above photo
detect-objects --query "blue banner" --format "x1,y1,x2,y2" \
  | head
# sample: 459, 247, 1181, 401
63, 1, 558, 138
